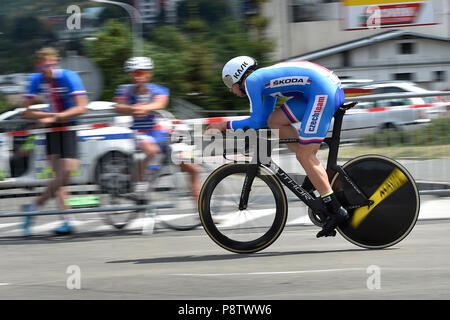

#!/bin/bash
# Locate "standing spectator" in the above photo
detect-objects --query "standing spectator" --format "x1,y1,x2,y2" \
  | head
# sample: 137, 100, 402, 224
21, 47, 88, 236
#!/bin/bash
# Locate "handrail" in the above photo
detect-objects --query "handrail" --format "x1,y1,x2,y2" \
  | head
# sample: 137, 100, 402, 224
347, 90, 450, 102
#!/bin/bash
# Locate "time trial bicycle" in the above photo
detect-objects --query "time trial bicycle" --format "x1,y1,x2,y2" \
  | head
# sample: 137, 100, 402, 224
198, 102, 420, 253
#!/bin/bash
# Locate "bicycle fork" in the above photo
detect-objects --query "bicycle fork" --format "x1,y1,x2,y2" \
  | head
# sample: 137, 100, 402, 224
238, 164, 258, 210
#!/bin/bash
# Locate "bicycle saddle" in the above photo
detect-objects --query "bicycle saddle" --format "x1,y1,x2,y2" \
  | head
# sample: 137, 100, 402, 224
340, 101, 358, 110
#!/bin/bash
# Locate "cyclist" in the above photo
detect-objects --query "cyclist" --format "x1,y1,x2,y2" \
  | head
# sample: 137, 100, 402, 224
21, 47, 88, 236
114, 56, 201, 202
207, 56, 348, 238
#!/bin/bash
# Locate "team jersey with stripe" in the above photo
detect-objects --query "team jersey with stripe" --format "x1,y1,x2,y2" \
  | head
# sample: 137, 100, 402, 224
25, 69, 87, 113
227, 61, 345, 143
114, 83, 169, 130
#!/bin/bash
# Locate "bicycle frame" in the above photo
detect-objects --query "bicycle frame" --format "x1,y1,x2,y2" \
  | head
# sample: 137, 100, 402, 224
235, 102, 372, 214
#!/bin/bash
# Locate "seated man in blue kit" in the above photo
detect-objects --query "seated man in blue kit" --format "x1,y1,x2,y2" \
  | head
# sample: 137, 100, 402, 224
114, 57, 201, 203
207, 56, 347, 238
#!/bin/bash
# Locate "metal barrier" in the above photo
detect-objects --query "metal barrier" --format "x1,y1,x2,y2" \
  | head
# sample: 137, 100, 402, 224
347, 90, 450, 102
0, 90, 448, 235
0, 110, 176, 235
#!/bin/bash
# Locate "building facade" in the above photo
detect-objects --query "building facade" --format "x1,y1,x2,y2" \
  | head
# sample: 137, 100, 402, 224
287, 30, 450, 90
133, 0, 179, 24
263, 0, 450, 61
262, 0, 450, 90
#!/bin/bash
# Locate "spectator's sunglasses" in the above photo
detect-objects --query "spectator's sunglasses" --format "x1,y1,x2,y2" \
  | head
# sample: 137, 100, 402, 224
132, 70, 151, 77
36, 62, 58, 70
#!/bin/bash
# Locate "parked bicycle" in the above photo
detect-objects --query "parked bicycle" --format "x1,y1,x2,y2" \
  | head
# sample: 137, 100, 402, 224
198, 102, 420, 253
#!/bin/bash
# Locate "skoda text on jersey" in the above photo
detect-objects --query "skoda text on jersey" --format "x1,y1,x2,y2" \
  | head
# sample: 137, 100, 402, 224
226, 61, 345, 145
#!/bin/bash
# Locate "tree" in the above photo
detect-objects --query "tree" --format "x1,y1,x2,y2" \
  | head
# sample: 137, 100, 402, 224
0, 94, 13, 114
84, 0, 274, 112
84, 21, 133, 100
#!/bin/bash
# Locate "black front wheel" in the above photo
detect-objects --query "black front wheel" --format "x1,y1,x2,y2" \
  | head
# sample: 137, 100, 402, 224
199, 163, 288, 254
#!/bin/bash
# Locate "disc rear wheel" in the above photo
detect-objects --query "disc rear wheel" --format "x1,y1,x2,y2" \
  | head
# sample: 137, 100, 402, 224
332, 155, 420, 249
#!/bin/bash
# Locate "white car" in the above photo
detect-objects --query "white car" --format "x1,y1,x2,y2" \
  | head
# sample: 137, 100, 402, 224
328, 81, 448, 140
0, 102, 138, 190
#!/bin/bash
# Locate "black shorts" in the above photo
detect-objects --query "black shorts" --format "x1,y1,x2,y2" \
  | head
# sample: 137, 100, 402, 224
45, 123, 78, 159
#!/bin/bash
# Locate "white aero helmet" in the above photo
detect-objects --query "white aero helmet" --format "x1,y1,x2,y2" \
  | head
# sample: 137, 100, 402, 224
124, 56, 154, 72
222, 56, 257, 89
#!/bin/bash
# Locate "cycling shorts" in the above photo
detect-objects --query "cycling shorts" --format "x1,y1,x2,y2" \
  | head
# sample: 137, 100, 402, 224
280, 86, 345, 145
45, 123, 78, 159
136, 129, 169, 146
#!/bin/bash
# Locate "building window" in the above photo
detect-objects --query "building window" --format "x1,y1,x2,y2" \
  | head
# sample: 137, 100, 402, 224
342, 51, 350, 67
291, 1, 320, 22
393, 73, 414, 81
434, 71, 446, 82
398, 42, 416, 55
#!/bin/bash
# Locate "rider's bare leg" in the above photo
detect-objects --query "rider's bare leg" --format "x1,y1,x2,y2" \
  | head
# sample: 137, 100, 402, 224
138, 141, 160, 182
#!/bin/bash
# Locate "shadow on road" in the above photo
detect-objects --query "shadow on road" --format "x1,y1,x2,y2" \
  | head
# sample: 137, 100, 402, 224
106, 247, 394, 265
0, 229, 143, 245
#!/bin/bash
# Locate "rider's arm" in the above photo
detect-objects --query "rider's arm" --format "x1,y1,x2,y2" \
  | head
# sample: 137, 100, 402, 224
55, 70, 88, 122
114, 101, 133, 114
226, 77, 277, 130
23, 74, 56, 120
23, 99, 54, 120
114, 85, 134, 114
56, 95, 88, 122
140, 84, 169, 112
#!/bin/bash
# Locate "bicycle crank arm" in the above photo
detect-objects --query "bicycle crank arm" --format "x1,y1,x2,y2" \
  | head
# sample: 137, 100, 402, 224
346, 200, 375, 211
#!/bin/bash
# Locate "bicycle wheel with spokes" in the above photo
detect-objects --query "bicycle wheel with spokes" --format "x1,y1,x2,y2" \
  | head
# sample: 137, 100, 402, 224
150, 163, 202, 231
199, 162, 288, 254
99, 193, 140, 230
96, 152, 138, 230
332, 154, 420, 249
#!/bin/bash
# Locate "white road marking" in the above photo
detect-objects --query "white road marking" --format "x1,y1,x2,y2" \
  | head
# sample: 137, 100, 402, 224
0, 222, 21, 229
171, 267, 366, 277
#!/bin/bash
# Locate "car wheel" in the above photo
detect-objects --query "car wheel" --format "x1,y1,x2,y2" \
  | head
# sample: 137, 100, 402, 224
381, 122, 398, 131
95, 151, 132, 194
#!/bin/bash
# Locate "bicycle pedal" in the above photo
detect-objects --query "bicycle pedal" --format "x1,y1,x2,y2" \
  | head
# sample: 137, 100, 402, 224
316, 228, 337, 238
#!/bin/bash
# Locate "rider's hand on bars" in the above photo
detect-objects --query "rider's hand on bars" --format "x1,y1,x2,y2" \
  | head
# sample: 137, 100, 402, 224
206, 121, 227, 132
131, 103, 149, 117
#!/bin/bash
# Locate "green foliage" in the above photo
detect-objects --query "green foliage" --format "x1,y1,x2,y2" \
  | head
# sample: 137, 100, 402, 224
0, 14, 57, 73
0, 94, 13, 114
363, 117, 450, 147
1, 0, 274, 113
83, 21, 133, 100
86, 7, 274, 111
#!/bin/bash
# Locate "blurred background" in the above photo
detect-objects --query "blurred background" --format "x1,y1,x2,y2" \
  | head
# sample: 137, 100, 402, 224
1, 1, 450, 300
1, 1, 448, 108
0, 0, 449, 226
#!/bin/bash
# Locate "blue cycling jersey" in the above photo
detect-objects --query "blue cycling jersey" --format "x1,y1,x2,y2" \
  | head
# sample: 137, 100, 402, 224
25, 69, 87, 113
227, 60, 345, 144
114, 83, 170, 131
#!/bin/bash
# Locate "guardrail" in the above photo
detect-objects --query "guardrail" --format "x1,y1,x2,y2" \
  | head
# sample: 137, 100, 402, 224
1, 91, 449, 126
0, 91, 448, 223
347, 90, 450, 102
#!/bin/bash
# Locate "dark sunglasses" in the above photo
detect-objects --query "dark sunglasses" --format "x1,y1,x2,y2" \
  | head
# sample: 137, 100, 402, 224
36, 62, 58, 70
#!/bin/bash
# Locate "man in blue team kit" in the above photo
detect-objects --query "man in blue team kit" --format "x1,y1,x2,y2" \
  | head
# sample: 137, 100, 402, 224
207, 56, 348, 237
21, 47, 88, 236
114, 57, 201, 203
